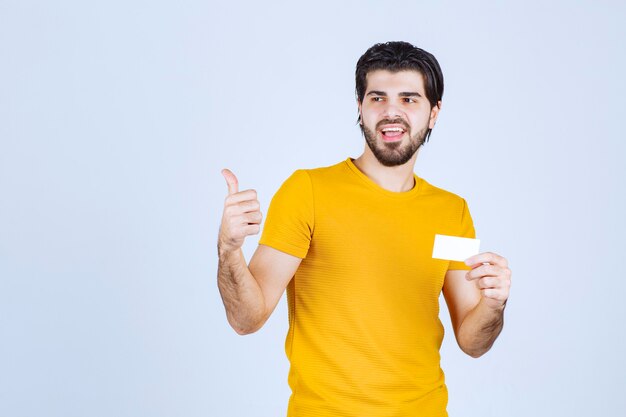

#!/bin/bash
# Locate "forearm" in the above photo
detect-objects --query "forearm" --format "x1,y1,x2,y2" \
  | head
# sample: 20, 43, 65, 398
217, 247, 266, 335
457, 299, 505, 358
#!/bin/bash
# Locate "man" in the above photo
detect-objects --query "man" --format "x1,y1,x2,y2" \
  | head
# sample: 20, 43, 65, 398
217, 41, 511, 416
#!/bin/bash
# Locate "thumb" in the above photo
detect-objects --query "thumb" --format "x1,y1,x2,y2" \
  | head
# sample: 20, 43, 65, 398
221, 168, 239, 195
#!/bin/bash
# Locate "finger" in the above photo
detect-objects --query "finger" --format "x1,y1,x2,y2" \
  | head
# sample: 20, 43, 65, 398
223, 199, 260, 216
225, 189, 258, 205
465, 264, 502, 281
236, 199, 261, 213
242, 224, 261, 236
224, 214, 261, 239
242, 211, 263, 225
481, 288, 507, 302
227, 212, 262, 228
477, 276, 501, 289
464, 252, 508, 268
221, 168, 239, 195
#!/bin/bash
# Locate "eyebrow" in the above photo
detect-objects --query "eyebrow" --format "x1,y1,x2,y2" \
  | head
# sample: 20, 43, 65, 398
366, 91, 423, 98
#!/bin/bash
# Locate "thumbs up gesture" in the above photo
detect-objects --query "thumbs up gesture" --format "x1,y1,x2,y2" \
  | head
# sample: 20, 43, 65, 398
218, 169, 263, 254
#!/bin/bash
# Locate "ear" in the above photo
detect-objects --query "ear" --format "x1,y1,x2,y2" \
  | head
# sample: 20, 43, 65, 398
357, 100, 363, 125
428, 100, 442, 129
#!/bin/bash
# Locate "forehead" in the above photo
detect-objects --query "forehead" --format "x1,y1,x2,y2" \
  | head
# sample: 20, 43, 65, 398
364, 69, 426, 94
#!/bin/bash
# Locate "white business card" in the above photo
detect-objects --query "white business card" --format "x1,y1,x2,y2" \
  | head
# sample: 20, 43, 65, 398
432, 234, 480, 262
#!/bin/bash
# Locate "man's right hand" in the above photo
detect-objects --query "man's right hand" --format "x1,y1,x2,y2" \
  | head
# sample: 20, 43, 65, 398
218, 169, 263, 255
216, 169, 302, 334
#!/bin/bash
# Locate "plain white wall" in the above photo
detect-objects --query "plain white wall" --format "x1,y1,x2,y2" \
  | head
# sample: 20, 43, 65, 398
1, 1, 625, 416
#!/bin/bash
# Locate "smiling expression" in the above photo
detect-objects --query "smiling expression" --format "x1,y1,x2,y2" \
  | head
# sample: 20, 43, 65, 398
358, 69, 440, 167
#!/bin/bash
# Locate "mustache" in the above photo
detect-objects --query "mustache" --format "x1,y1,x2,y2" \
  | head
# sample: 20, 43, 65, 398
376, 118, 410, 130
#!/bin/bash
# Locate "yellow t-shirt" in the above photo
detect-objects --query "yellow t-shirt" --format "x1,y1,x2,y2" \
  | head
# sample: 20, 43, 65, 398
259, 158, 475, 417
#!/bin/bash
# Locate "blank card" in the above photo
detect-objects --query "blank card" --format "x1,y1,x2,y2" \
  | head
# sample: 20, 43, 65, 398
432, 234, 480, 262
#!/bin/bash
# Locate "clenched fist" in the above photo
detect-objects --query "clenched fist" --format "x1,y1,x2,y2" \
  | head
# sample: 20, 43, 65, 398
218, 169, 263, 254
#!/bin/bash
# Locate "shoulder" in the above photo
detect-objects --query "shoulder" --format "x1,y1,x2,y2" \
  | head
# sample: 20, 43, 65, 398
304, 159, 349, 179
418, 178, 475, 237
419, 177, 468, 206
285, 159, 350, 187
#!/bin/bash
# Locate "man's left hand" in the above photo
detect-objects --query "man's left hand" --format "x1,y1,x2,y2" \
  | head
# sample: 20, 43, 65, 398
464, 252, 512, 310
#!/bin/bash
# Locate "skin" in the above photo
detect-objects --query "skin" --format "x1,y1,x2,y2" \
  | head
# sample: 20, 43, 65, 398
217, 69, 511, 357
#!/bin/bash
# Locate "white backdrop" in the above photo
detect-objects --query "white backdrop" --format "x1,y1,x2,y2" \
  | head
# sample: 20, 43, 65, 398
1, 1, 625, 416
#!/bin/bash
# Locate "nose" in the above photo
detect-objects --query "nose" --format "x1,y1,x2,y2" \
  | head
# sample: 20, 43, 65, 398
382, 102, 402, 119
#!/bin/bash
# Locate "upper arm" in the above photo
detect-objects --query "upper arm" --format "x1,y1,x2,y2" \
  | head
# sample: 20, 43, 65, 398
442, 269, 481, 340
249, 169, 312, 326
248, 244, 302, 322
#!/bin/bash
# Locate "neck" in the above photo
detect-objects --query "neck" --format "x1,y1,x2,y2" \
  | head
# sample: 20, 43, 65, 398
352, 147, 419, 192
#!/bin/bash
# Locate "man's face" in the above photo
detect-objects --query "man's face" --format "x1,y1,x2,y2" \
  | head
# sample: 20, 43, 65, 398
358, 70, 440, 167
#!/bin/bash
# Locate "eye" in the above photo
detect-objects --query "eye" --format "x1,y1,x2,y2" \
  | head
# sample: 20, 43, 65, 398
371, 97, 384, 102
403, 97, 417, 103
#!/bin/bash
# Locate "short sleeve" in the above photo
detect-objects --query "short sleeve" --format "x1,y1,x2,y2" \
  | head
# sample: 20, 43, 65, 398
259, 170, 314, 259
447, 198, 476, 270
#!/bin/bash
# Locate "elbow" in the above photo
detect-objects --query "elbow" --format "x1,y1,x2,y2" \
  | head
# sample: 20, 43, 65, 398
223, 299, 269, 335
227, 314, 266, 336
457, 336, 491, 358
234, 327, 253, 336
463, 348, 486, 359
233, 323, 261, 336
459, 341, 492, 358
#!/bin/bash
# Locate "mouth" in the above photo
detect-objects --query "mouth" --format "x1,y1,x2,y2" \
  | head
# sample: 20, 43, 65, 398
379, 125, 407, 142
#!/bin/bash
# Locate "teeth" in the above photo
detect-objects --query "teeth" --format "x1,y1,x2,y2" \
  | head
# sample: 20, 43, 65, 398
382, 127, 404, 132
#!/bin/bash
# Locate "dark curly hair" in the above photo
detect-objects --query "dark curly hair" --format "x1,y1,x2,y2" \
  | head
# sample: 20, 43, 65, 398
355, 41, 444, 141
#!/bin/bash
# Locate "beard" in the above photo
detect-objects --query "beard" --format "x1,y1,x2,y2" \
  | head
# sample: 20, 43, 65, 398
361, 118, 429, 167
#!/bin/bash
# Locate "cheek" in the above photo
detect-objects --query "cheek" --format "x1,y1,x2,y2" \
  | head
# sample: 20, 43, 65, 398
361, 110, 378, 127
412, 112, 432, 129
